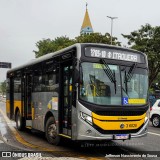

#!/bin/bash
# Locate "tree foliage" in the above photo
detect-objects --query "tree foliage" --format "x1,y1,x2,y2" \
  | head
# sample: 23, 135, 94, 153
0, 81, 6, 95
122, 24, 160, 87
75, 32, 121, 45
33, 33, 121, 58
34, 36, 75, 58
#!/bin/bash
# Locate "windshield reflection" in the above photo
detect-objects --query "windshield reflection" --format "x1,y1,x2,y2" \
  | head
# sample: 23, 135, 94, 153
121, 66, 148, 100
80, 62, 121, 105
80, 62, 148, 106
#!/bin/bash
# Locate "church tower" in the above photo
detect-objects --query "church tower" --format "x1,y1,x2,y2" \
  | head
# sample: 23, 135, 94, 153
80, 3, 93, 35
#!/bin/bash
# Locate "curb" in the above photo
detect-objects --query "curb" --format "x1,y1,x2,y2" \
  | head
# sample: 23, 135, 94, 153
0, 105, 105, 160
0, 108, 53, 151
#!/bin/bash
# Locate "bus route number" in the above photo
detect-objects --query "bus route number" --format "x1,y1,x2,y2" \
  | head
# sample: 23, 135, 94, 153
90, 48, 106, 57
126, 124, 137, 128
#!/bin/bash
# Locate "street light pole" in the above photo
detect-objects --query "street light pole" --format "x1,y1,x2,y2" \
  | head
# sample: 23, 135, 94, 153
107, 16, 118, 45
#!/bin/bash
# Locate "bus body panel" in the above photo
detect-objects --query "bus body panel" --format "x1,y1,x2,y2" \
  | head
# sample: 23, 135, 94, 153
7, 93, 22, 121
71, 105, 77, 140
6, 99, 10, 118
32, 92, 58, 132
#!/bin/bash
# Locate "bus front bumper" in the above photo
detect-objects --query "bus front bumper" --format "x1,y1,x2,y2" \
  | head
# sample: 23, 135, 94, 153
76, 118, 149, 140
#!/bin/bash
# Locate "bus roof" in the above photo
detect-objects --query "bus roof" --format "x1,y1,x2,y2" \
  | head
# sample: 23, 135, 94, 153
7, 43, 80, 74
7, 43, 146, 74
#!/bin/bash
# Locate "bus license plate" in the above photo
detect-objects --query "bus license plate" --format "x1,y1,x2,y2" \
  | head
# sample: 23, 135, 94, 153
115, 134, 129, 140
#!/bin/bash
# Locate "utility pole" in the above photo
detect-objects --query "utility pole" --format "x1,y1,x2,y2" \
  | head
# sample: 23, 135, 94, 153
107, 16, 118, 45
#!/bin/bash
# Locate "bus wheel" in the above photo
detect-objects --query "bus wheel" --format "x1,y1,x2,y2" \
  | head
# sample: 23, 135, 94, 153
152, 115, 160, 127
16, 110, 24, 131
45, 117, 61, 145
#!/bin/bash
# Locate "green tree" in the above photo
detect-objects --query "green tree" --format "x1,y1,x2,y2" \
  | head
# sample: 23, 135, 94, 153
0, 81, 6, 95
122, 24, 160, 87
33, 33, 121, 58
75, 32, 121, 45
34, 36, 75, 58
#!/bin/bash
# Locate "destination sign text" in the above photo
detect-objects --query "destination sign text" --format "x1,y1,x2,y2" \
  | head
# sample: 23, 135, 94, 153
85, 47, 144, 63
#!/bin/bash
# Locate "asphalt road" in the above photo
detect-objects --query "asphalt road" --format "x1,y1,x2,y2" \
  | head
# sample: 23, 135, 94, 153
0, 140, 21, 160
0, 100, 160, 159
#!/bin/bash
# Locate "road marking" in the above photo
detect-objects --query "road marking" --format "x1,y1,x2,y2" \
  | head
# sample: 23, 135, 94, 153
148, 131, 160, 137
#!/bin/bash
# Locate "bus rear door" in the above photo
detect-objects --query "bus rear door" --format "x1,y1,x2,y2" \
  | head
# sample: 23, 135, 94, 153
23, 73, 32, 128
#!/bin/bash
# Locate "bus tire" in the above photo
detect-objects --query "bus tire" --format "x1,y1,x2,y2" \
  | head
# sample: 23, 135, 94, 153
16, 110, 24, 131
152, 115, 160, 127
45, 117, 61, 145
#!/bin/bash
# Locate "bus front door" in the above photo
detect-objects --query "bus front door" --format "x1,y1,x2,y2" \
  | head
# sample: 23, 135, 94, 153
24, 74, 32, 121
60, 63, 73, 137
9, 78, 14, 119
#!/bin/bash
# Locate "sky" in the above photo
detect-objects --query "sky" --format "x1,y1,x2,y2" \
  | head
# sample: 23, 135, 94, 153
0, 0, 160, 82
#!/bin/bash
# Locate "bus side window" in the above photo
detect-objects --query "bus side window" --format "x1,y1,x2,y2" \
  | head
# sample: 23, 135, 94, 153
33, 76, 41, 92
14, 78, 21, 93
46, 73, 54, 91
45, 67, 59, 92
33, 76, 37, 92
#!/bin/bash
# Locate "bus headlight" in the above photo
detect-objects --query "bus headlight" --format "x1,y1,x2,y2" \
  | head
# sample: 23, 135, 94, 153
80, 112, 92, 125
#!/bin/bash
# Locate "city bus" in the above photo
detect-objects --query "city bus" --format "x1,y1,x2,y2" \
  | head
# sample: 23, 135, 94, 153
6, 43, 149, 145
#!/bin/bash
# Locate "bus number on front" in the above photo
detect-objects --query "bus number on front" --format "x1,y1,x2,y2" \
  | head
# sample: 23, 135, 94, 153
126, 124, 137, 128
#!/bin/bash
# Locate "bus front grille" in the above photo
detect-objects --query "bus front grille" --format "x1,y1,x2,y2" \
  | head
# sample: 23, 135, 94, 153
95, 111, 145, 116
93, 124, 144, 135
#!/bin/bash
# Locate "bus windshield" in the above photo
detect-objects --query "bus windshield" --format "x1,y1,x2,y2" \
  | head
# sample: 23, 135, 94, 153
80, 62, 148, 106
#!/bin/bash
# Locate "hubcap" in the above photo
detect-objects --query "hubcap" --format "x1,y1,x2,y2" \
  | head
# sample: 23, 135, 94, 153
48, 123, 57, 139
153, 117, 160, 127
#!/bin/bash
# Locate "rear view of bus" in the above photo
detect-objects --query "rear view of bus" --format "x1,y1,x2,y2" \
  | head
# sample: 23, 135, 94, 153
76, 44, 149, 141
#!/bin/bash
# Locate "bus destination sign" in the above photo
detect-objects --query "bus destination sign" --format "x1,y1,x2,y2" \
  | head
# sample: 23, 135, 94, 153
85, 47, 144, 63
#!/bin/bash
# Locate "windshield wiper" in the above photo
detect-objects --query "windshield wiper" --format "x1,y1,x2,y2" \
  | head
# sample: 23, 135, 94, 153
122, 85, 130, 98
124, 62, 137, 93
100, 59, 117, 94
124, 70, 128, 94
126, 62, 137, 82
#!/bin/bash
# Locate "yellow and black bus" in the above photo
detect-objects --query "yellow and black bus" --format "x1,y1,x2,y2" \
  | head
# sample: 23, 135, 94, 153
6, 43, 149, 145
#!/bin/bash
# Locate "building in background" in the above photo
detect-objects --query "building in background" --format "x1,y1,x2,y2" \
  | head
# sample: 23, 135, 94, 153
80, 3, 93, 35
